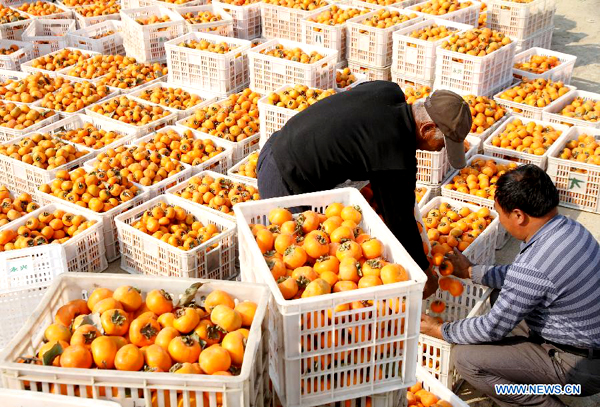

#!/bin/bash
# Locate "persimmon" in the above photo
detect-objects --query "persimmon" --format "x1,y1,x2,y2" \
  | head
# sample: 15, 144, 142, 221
168, 335, 201, 365
60, 345, 93, 369
211, 304, 242, 332
256, 229, 274, 253
302, 278, 331, 298
38, 340, 69, 367
91, 336, 118, 369
358, 275, 383, 289
284, 245, 307, 269
221, 331, 245, 365
194, 319, 222, 347
361, 9, 418, 29
361, 238, 383, 259
87, 288, 114, 312
313, 256, 339, 274
101, 309, 130, 336
441, 27, 512, 56
129, 317, 160, 347
336, 67, 360, 89
266, 85, 334, 112
381, 264, 409, 284
71, 325, 101, 349
173, 308, 200, 334
336, 240, 362, 261
204, 290, 235, 312
448, 279, 465, 297
146, 289, 173, 315
319, 271, 339, 287
93, 297, 123, 314
303, 230, 330, 258
277, 276, 299, 299
234, 301, 257, 327
338, 258, 362, 282
44, 323, 71, 343
430, 300, 446, 314
199, 345, 231, 375
113, 286, 143, 312
114, 344, 144, 371
145, 344, 172, 372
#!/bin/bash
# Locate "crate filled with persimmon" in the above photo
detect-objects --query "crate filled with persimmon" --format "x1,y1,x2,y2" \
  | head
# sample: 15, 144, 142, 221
0, 273, 269, 407
407, 0, 481, 25
0, 5, 31, 42
542, 89, 600, 130
260, 0, 329, 42
66, 20, 125, 56
234, 187, 428, 407
177, 4, 234, 36
213, 0, 261, 39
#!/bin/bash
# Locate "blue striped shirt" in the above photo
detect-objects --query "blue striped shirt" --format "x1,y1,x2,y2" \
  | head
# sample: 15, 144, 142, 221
442, 215, 600, 348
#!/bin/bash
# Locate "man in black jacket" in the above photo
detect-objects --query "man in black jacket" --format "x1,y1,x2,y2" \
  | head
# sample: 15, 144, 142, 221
257, 81, 472, 297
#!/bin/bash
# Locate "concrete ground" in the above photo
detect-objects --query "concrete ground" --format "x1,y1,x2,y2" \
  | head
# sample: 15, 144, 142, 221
103, 0, 600, 404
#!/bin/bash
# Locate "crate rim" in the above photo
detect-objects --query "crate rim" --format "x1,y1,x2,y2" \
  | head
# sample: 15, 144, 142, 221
127, 80, 219, 116
302, 3, 372, 30
248, 37, 340, 68
0, 272, 269, 386
392, 16, 474, 45
346, 6, 423, 32
227, 149, 260, 184
164, 30, 252, 57
547, 125, 600, 168
493, 81, 576, 116
512, 46, 577, 80
542, 88, 600, 117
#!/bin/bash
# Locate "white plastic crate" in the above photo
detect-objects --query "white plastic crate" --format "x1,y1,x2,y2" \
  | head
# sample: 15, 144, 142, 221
166, 31, 251, 95
128, 81, 218, 119
14, 1, 73, 20
547, 127, 600, 214
515, 26, 552, 53
334, 68, 367, 92
347, 60, 391, 81
421, 196, 499, 265
419, 279, 491, 390
512, 47, 577, 85
0, 389, 122, 407
84, 94, 178, 138
0, 273, 269, 407
0, 68, 27, 82
121, 0, 156, 9
235, 187, 428, 407
434, 39, 516, 97
37, 185, 150, 263
542, 89, 600, 130
33, 84, 119, 118
441, 154, 521, 249
166, 169, 258, 222
21, 19, 76, 58
273, 388, 405, 407
116, 194, 237, 278
120, 6, 186, 62
391, 18, 473, 82
0, 16, 31, 41
20, 47, 98, 78
0, 103, 58, 143
493, 82, 575, 120
302, 4, 370, 64
347, 8, 423, 68
214, 0, 261, 40
248, 38, 338, 94
0, 245, 67, 350
72, 4, 121, 28
0, 202, 107, 273
408, 0, 481, 25
227, 149, 259, 184
66, 20, 125, 55
416, 134, 480, 185
176, 109, 259, 164
0, 134, 93, 198
260, 1, 329, 42
415, 182, 431, 208
483, 116, 571, 170
390, 71, 434, 92
486, 0, 555, 39
177, 4, 234, 35
0, 39, 32, 71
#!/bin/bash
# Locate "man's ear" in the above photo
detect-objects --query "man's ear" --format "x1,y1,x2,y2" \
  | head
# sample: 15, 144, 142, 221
512, 208, 527, 226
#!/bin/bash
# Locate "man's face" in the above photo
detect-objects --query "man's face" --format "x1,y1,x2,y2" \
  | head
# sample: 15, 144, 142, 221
413, 104, 445, 151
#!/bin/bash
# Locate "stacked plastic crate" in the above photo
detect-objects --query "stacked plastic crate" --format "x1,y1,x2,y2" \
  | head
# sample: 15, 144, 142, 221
486, 0, 556, 53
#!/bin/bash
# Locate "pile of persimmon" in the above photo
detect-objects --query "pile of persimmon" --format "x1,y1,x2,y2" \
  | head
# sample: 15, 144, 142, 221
0, 188, 38, 227
406, 381, 454, 407
132, 201, 221, 250
178, 39, 238, 54
0, 5, 28, 23
90, 146, 186, 187
558, 97, 599, 123
136, 128, 227, 166
309, 5, 368, 26
0, 207, 98, 251
336, 68, 359, 89
159, 0, 200, 4
38, 167, 143, 212
97, 63, 168, 90
173, 174, 259, 215
29, 49, 92, 72
424, 202, 494, 294
415, 185, 428, 204
354, 0, 396, 6
408, 23, 455, 41
63, 55, 137, 81
559, 134, 600, 165
463, 95, 507, 134
0, 133, 89, 169
0, 73, 69, 103
260, 44, 324, 63
262, 0, 327, 11
404, 85, 432, 105
361, 9, 418, 29
441, 28, 512, 56
27, 283, 258, 379
478, 2, 486, 28
264, 85, 335, 112
181, 88, 260, 143
497, 79, 570, 108
216, 0, 260, 5
136, 86, 205, 112
17, 1, 64, 17
0, 44, 20, 55
0, 102, 55, 130
489, 118, 563, 155
514, 54, 561, 74
38, 81, 112, 114
60, 0, 99, 6
54, 122, 127, 150
91, 30, 117, 40
233, 151, 259, 179
443, 157, 519, 200
89, 96, 173, 127
136, 15, 171, 25
181, 10, 223, 25
75, 2, 120, 17
413, 0, 473, 15
252, 203, 410, 300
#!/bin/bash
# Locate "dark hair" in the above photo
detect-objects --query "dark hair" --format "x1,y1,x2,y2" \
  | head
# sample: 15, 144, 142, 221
495, 164, 559, 217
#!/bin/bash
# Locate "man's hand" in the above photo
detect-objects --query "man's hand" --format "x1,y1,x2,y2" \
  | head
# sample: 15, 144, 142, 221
420, 313, 444, 340
445, 248, 472, 279
422, 266, 439, 299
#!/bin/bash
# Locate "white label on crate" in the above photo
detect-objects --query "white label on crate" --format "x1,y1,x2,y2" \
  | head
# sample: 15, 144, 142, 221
188, 54, 205, 67
279, 10, 290, 22
272, 61, 287, 76
313, 32, 324, 45
144, 236, 158, 255
405, 46, 418, 64
6, 256, 34, 276
358, 34, 370, 51
451, 62, 464, 80
499, 8, 511, 26
12, 163, 27, 179
567, 171, 588, 194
